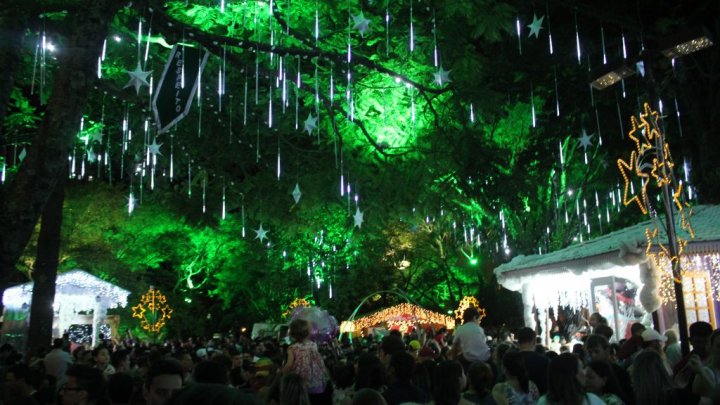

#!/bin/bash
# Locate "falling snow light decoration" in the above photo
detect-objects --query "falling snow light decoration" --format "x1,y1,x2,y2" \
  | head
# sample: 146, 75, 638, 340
132, 287, 173, 333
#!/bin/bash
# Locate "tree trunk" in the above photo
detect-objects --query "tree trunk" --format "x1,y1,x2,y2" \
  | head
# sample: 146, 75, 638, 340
0, 0, 122, 291
26, 172, 66, 358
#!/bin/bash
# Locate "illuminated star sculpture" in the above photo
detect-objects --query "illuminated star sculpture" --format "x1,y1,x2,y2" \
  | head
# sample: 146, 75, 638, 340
132, 287, 173, 333
255, 224, 269, 242
148, 139, 163, 156
304, 113, 318, 135
352, 12, 371, 37
433, 67, 451, 86
527, 14, 545, 38
353, 207, 364, 228
577, 128, 594, 152
125, 61, 151, 95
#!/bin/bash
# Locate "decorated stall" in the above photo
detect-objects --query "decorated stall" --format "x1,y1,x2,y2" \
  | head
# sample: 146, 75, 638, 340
340, 302, 455, 336
494, 205, 720, 343
1, 270, 131, 349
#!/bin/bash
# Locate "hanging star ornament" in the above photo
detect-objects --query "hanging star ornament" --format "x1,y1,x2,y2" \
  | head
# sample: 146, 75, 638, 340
353, 207, 364, 228
352, 12, 371, 37
527, 14, 545, 38
90, 128, 103, 143
254, 224, 269, 242
577, 128, 594, 152
304, 113, 318, 135
433, 67, 451, 87
87, 149, 97, 163
292, 183, 302, 204
125, 61, 151, 95
148, 139, 163, 156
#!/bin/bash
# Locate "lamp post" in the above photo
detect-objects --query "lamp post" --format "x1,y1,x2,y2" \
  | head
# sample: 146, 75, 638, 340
591, 28, 713, 356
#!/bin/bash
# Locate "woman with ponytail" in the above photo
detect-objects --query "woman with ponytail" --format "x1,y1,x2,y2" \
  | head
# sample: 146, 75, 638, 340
492, 350, 539, 405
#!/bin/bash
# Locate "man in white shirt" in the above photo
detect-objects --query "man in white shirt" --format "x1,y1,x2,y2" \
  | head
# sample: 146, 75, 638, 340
452, 307, 490, 370
44, 338, 73, 391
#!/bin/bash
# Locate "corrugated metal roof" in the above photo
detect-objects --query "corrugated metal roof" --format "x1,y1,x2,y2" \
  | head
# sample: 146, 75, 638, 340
494, 205, 720, 277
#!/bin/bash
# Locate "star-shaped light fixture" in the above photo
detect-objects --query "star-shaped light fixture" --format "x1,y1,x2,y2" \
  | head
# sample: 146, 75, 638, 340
125, 61, 151, 95
352, 12, 371, 37
527, 14, 545, 38
577, 128, 594, 152
91, 128, 104, 143
353, 207, 364, 228
433, 66, 451, 87
87, 149, 97, 163
255, 224, 269, 242
304, 113, 318, 135
148, 139, 163, 156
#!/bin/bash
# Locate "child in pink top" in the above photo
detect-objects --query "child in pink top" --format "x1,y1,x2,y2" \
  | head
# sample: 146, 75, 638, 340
282, 319, 329, 395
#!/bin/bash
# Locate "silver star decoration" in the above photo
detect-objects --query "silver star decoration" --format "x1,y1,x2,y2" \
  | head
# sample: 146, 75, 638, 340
292, 183, 302, 204
433, 66, 451, 87
304, 113, 318, 135
577, 128, 594, 152
125, 61, 151, 95
148, 139, 163, 156
352, 12, 371, 37
527, 14, 545, 39
353, 207, 364, 228
254, 224, 269, 242
87, 149, 97, 163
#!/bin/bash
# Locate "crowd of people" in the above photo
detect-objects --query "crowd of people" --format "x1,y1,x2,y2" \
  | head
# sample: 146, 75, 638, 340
0, 307, 719, 405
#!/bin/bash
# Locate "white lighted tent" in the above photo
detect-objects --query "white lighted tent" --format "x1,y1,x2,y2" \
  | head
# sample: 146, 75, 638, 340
2, 269, 130, 348
494, 205, 720, 342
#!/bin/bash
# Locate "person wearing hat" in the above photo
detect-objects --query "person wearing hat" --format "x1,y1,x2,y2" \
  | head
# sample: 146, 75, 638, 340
628, 329, 673, 377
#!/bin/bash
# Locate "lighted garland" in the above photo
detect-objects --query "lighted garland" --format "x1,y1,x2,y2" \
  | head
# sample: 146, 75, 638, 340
131, 287, 173, 333
349, 303, 454, 332
454, 296, 486, 321
617, 103, 694, 272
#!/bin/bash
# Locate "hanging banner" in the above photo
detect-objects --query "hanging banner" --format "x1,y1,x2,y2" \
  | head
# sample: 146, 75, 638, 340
152, 44, 210, 134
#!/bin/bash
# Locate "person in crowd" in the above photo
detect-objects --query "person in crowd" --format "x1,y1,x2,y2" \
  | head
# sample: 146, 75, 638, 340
673, 320, 713, 404
166, 383, 259, 405
432, 360, 469, 405
691, 329, 720, 403
593, 325, 614, 342
143, 358, 185, 405
60, 365, 107, 405
384, 351, 430, 405
282, 318, 330, 403
462, 361, 496, 405
451, 308, 491, 370
588, 313, 607, 334
636, 329, 673, 376
93, 346, 116, 378
280, 372, 311, 405
193, 359, 230, 384
585, 361, 627, 405
618, 323, 645, 364
332, 363, 355, 405
492, 342, 514, 383
352, 388, 387, 405
516, 327, 549, 394
44, 338, 73, 390
111, 350, 131, 374
491, 350, 539, 405
341, 353, 386, 404
664, 330, 682, 369
584, 334, 633, 404
4, 363, 38, 404
630, 349, 677, 405
378, 335, 406, 366
107, 373, 134, 405
538, 353, 604, 405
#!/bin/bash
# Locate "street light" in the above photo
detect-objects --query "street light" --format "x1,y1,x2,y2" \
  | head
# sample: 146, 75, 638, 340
591, 27, 713, 356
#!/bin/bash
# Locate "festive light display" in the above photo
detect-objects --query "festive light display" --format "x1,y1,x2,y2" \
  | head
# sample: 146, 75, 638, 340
454, 296, 486, 321
617, 103, 694, 271
283, 297, 313, 318
343, 303, 454, 333
132, 287, 173, 333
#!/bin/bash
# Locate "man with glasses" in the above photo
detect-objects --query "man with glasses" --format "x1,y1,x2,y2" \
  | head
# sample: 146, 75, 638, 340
60, 365, 105, 405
